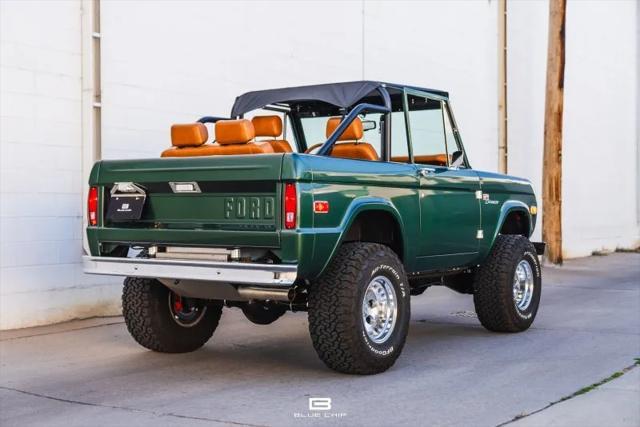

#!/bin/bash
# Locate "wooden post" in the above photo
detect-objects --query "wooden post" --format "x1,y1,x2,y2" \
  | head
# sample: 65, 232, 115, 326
498, 0, 508, 174
542, 0, 566, 264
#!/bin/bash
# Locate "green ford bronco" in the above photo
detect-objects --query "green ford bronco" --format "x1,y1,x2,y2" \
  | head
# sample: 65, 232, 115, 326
84, 81, 544, 374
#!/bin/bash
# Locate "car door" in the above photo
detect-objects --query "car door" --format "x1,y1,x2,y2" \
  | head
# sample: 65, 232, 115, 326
403, 90, 481, 271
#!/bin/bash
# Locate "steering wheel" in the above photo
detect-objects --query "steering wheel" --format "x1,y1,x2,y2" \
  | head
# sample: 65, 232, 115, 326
305, 143, 324, 154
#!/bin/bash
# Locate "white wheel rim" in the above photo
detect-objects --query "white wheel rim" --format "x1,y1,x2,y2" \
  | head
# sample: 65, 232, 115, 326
362, 275, 398, 344
513, 259, 535, 311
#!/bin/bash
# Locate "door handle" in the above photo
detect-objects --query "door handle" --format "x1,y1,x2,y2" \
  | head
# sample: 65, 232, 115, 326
419, 167, 436, 177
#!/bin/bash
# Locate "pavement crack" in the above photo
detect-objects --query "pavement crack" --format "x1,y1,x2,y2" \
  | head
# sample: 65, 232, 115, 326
0, 385, 267, 427
0, 320, 125, 342
495, 362, 640, 426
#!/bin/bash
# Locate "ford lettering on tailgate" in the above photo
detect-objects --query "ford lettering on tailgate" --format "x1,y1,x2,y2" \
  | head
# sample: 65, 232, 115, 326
224, 197, 275, 220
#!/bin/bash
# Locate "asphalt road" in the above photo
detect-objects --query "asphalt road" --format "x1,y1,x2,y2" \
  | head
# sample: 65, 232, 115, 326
1, 253, 639, 427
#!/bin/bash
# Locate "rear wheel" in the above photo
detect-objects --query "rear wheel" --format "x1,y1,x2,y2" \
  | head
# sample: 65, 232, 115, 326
122, 277, 223, 352
308, 243, 410, 375
473, 235, 541, 332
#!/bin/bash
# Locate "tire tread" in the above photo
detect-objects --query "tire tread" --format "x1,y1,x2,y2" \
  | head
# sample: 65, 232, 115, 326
308, 242, 409, 374
473, 235, 539, 332
122, 277, 222, 353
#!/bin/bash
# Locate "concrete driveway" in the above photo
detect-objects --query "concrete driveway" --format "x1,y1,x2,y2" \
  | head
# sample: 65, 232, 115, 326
1, 253, 639, 426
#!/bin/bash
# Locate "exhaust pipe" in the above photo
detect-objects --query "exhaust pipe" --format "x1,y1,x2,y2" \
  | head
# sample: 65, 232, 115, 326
237, 286, 295, 302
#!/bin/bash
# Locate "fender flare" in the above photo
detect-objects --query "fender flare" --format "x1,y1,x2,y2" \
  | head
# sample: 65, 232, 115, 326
316, 197, 408, 278
488, 200, 533, 249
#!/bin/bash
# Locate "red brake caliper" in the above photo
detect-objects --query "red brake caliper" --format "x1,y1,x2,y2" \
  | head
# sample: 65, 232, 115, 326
173, 294, 183, 313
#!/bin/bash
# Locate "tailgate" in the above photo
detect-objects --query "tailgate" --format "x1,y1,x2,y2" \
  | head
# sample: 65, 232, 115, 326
90, 154, 284, 248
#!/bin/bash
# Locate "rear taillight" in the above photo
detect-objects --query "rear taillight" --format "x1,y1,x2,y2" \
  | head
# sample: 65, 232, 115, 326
284, 183, 297, 229
88, 186, 98, 226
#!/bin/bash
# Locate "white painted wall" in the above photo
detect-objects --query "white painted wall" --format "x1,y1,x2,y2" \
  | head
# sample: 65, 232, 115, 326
363, 1, 499, 172
100, 0, 364, 160
508, 0, 639, 257
506, 0, 548, 244
0, 0, 120, 330
0, 0, 638, 329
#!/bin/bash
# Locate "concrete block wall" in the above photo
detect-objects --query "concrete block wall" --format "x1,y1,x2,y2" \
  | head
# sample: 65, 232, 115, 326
0, 0, 638, 329
0, 0, 120, 330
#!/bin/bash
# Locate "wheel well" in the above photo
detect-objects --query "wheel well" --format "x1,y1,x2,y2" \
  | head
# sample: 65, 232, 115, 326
500, 210, 530, 237
343, 210, 404, 260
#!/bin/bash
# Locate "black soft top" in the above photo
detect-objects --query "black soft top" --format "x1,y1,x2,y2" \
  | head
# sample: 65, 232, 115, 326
230, 80, 449, 117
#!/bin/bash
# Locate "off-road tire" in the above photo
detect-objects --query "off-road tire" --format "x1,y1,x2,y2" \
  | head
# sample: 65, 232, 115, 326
473, 235, 541, 332
122, 277, 223, 352
241, 301, 287, 325
308, 243, 410, 375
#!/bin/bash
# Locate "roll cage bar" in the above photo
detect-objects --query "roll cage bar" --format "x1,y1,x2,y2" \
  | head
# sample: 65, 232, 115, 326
198, 82, 467, 166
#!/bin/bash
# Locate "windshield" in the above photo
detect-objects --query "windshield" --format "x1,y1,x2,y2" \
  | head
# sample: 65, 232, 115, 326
300, 116, 329, 150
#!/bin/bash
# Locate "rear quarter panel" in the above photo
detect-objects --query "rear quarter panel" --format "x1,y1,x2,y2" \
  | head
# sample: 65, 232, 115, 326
280, 154, 419, 279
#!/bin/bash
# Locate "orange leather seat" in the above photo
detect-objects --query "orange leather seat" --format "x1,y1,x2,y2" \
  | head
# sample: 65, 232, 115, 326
161, 120, 274, 157
391, 154, 450, 166
331, 143, 379, 161
162, 123, 210, 157
252, 115, 293, 153
324, 117, 379, 161
170, 123, 208, 147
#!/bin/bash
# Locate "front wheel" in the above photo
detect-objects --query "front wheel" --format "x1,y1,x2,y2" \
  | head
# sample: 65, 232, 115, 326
122, 277, 223, 353
308, 243, 410, 375
473, 235, 542, 332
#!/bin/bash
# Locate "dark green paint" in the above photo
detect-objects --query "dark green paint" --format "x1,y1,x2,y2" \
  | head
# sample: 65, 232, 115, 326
87, 152, 537, 280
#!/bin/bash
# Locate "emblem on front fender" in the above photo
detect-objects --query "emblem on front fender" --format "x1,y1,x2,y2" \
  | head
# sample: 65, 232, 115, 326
482, 193, 499, 205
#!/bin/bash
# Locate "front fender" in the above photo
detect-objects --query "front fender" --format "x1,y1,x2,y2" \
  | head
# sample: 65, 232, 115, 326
487, 200, 533, 249
304, 197, 407, 280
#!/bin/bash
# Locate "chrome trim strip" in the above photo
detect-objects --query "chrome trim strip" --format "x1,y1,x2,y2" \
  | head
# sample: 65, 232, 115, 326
83, 256, 297, 286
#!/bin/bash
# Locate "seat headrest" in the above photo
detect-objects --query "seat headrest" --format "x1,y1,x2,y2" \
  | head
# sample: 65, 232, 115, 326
215, 119, 255, 145
252, 115, 282, 138
171, 123, 208, 147
326, 117, 363, 141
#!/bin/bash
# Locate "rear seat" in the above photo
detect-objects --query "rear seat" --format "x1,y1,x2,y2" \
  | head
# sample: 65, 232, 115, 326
161, 120, 274, 157
214, 119, 274, 154
325, 117, 379, 161
252, 115, 293, 153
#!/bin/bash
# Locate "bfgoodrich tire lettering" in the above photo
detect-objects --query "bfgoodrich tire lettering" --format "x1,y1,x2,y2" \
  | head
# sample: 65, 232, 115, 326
122, 277, 223, 353
308, 243, 410, 374
473, 235, 541, 332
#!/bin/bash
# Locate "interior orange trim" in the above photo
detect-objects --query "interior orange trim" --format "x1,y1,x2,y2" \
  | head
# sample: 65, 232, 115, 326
161, 142, 274, 157
305, 143, 324, 154
170, 123, 208, 147
391, 154, 449, 166
265, 140, 293, 153
330, 142, 378, 161
325, 117, 363, 140
252, 116, 282, 137
215, 119, 255, 145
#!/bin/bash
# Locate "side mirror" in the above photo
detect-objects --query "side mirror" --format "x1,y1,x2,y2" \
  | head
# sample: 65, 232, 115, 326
361, 120, 377, 131
451, 150, 465, 168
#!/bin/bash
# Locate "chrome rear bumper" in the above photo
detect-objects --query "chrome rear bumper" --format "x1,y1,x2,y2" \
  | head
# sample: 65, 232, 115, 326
82, 256, 297, 286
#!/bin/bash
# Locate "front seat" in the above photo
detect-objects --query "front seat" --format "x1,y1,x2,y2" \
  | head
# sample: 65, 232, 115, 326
325, 117, 379, 161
